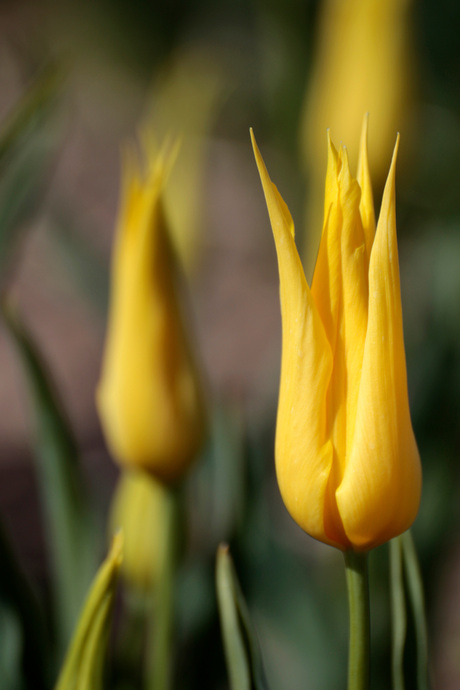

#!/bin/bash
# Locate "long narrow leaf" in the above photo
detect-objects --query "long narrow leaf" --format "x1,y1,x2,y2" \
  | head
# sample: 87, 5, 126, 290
46, 211, 109, 317
216, 544, 270, 690
390, 537, 406, 690
0, 63, 63, 278
55, 532, 123, 690
0, 514, 50, 688
401, 531, 430, 690
0, 62, 64, 164
3, 306, 98, 650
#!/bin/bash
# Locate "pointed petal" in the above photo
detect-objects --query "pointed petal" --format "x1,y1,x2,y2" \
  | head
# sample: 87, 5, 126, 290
311, 135, 341, 354
334, 148, 370, 463
356, 114, 376, 259
323, 131, 340, 226
251, 130, 337, 546
337, 137, 421, 550
311, 143, 369, 467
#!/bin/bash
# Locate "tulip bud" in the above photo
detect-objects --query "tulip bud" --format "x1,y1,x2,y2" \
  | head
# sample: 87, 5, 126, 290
251, 122, 421, 552
97, 139, 205, 484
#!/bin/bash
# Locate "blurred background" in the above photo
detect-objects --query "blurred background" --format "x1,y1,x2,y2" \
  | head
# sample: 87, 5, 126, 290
1, 0, 460, 688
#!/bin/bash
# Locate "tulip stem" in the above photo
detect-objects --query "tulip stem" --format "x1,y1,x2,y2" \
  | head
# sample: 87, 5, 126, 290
146, 484, 181, 690
344, 551, 370, 690
401, 531, 430, 690
390, 537, 406, 690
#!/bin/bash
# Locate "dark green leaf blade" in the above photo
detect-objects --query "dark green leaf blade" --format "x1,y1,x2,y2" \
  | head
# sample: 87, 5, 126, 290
3, 305, 98, 651
216, 544, 270, 690
55, 532, 123, 690
0, 62, 64, 278
0, 513, 50, 689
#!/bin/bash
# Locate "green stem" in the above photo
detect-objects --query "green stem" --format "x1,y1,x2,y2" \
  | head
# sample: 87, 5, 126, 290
344, 551, 370, 690
390, 537, 406, 690
401, 531, 430, 690
146, 484, 181, 690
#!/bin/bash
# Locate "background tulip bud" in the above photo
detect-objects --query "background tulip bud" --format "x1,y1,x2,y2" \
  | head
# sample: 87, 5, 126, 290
97, 139, 206, 484
300, 0, 414, 278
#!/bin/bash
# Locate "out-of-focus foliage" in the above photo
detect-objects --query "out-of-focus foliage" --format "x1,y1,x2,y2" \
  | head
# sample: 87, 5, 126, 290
3, 306, 98, 650
216, 544, 269, 690
0, 63, 63, 280
55, 533, 123, 690
0, 516, 49, 689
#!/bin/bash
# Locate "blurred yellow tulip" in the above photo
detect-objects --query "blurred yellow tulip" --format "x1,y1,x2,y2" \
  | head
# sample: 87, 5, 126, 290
251, 123, 421, 551
97, 138, 206, 484
146, 46, 224, 274
300, 0, 414, 276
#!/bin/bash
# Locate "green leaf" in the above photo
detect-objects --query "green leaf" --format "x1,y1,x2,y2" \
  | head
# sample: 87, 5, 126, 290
0, 62, 64, 164
0, 514, 50, 689
0, 605, 22, 690
390, 537, 406, 690
55, 532, 123, 690
3, 306, 98, 651
0, 63, 63, 278
0, 142, 49, 276
216, 544, 270, 690
401, 531, 430, 690
45, 210, 109, 316
390, 531, 431, 690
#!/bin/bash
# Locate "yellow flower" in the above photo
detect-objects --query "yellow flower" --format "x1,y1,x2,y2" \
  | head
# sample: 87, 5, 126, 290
300, 0, 414, 276
97, 138, 205, 484
146, 46, 223, 275
251, 123, 421, 551
109, 470, 168, 591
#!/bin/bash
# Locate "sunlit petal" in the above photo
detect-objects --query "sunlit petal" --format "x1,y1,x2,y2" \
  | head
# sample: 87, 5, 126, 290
251, 131, 339, 546
337, 137, 421, 549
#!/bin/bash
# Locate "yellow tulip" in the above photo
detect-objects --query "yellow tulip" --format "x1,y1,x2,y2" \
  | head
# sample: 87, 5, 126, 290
145, 46, 223, 275
300, 0, 414, 277
97, 139, 205, 484
251, 123, 421, 551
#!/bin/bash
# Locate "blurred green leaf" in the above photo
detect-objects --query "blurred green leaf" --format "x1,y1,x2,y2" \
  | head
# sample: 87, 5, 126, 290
3, 306, 98, 652
46, 211, 109, 316
0, 142, 49, 277
0, 63, 64, 279
0, 63, 64, 164
0, 514, 50, 689
216, 544, 270, 690
55, 532, 123, 690
401, 532, 430, 690
188, 404, 246, 555
0, 605, 22, 690
390, 537, 406, 690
